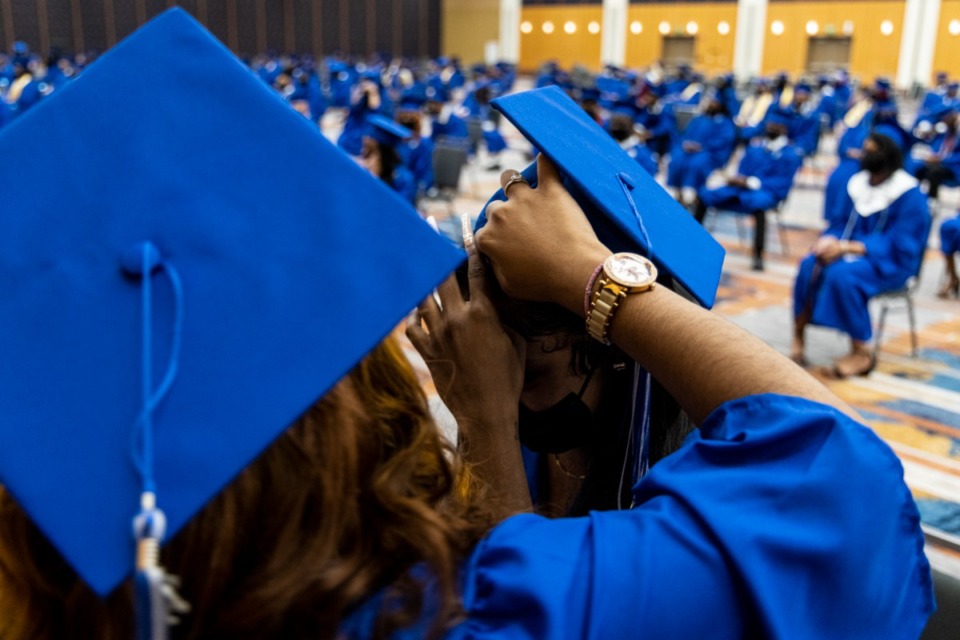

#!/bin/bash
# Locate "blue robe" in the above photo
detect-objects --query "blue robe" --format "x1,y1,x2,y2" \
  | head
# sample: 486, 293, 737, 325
941, 215, 960, 255
666, 114, 736, 191
905, 130, 960, 183
634, 103, 675, 158
399, 137, 435, 193
699, 140, 802, 212
339, 394, 933, 639
794, 175, 930, 341
389, 165, 417, 206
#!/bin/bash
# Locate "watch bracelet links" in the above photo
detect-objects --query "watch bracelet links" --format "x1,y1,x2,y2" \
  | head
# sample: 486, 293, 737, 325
586, 278, 624, 343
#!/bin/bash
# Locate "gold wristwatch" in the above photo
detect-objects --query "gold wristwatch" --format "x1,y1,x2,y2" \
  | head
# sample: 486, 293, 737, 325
586, 252, 658, 343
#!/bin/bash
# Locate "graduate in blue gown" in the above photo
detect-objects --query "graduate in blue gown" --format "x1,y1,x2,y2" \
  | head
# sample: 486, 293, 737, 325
695, 116, 803, 270
606, 112, 658, 176
906, 105, 960, 199
666, 96, 736, 206
358, 115, 417, 205
396, 109, 436, 195
634, 86, 675, 160
937, 214, 960, 298
338, 79, 390, 157
793, 133, 930, 376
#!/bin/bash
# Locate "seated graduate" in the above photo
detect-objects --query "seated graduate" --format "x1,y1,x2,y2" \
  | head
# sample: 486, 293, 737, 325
337, 77, 389, 156
633, 85, 675, 159
913, 72, 951, 130
424, 88, 470, 148
694, 115, 803, 271
358, 114, 417, 205
735, 78, 775, 141
462, 81, 509, 170
395, 108, 436, 196
606, 113, 658, 176
906, 104, 960, 200
666, 95, 736, 207
793, 133, 931, 376
0, 14, 934, 640
778, 83, 820, 156
938, 214, 960, 298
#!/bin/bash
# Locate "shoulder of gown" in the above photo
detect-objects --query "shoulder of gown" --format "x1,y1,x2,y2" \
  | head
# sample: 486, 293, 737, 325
452, 393, 933, 640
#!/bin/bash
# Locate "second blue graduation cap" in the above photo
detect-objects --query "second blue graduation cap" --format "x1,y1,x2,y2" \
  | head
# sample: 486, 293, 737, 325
478, 86, 724, 308
0, 9, 463, 597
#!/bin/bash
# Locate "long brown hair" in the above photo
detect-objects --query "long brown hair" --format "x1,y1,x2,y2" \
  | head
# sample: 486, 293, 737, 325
0, 336, 493, 639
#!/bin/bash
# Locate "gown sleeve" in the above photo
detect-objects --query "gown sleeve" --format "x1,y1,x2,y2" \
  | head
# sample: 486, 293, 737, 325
455, 394, 933, 640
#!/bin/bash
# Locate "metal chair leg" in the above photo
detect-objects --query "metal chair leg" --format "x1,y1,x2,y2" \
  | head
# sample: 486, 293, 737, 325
874, 302, 889, 357
775, 213, 789, 256
734, 214, 746, 247
906, 296, 919, 357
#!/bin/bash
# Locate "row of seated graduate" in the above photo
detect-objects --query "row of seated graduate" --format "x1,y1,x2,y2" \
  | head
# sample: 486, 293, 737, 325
5, 40, 959, 206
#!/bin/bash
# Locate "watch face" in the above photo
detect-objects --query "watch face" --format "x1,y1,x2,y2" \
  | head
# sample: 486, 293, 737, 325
605, 253, 657, 288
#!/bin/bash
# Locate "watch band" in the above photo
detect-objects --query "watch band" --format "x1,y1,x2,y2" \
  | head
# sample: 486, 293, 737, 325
586, 277, 627, 343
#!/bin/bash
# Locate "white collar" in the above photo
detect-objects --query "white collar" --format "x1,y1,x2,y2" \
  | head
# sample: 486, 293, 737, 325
618, 135, 641, 150
764, 136, 789, 153
846, 169, 917, 216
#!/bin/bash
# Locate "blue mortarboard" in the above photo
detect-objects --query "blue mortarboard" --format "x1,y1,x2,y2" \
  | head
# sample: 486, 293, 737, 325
367, 114, 412, 146
949, 82, 959, 92
0, 8, 463, 598
930, 103, 958, 122
794, 82, 812, 95
765, 109, 794, 127
477, 86, 724, 308
875, 77, 892, 91
13, 41, 28, 54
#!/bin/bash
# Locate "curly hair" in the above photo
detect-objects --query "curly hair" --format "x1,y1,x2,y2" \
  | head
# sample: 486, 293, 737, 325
0, 336, 494, 639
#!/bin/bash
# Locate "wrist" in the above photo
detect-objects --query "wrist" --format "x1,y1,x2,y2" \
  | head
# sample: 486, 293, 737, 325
558, 245, 610, 316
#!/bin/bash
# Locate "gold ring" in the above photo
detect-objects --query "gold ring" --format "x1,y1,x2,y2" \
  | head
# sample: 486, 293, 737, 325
502, 173, 529, 198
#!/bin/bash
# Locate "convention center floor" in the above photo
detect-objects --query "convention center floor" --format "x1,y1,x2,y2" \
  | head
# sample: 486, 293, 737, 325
321, 91, 960, 578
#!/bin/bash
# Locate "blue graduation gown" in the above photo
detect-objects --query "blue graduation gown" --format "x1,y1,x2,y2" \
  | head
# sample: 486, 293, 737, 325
624, 143, 658, 176
666, 114, 736, 190
390, 165, 417, 205
634, 103, 675, 158
794, 177, 930, 341
941, 215, 960, 255
339, 394, 933, 639
699, 140, 802, 212
399, 137, 435, 192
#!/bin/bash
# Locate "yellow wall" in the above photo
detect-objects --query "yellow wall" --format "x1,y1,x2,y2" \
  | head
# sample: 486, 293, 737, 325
442, 0, 500, 65
762, 2, 904, 80
624, 3, 738, 74
932, 0, 960, 83
519, 6, 604, 72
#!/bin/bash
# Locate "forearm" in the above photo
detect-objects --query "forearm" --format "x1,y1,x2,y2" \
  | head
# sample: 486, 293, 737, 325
558, 248, 858, 425
456, 408, 533, 517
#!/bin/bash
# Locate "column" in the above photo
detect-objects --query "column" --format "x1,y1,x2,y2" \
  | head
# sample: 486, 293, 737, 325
499, 0, 521, 64
601, 0, 627, 67
733, 0, 768, 81
897, 0, 941, 89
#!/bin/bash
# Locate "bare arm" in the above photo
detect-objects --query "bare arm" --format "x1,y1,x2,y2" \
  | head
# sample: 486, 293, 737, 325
475, 155, 859, 425
406, 239, 532, 517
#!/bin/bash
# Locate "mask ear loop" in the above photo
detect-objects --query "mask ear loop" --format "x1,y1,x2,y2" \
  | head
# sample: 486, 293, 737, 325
123, 242, 190, 640
617, 363, 652, 510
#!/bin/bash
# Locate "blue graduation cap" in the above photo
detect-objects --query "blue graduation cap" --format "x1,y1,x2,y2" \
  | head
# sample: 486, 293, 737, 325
0, 6, 462, 605
367, 114, 412, 146
477, 86, 724, 308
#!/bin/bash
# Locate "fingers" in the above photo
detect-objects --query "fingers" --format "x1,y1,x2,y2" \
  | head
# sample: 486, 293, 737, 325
435, 271, 464, 313
536, 154, 562, 191
405, 311, 430, 355
417, 290, 443, 334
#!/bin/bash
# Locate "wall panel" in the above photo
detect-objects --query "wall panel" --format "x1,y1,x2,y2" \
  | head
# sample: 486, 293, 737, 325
624, 2, 737, 74
8, 0, 40, 52
932, 0, 960, 83
443, 0, 502, 65
1, 0, 440, 57
762, 1, 904, 80
519, 5, 603, 72
46, 0, 74, 52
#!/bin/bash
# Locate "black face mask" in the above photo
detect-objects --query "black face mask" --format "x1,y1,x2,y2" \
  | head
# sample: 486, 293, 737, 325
765, 129, 781, 141
518, 369, 596, 454
861, 152, 885, 173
